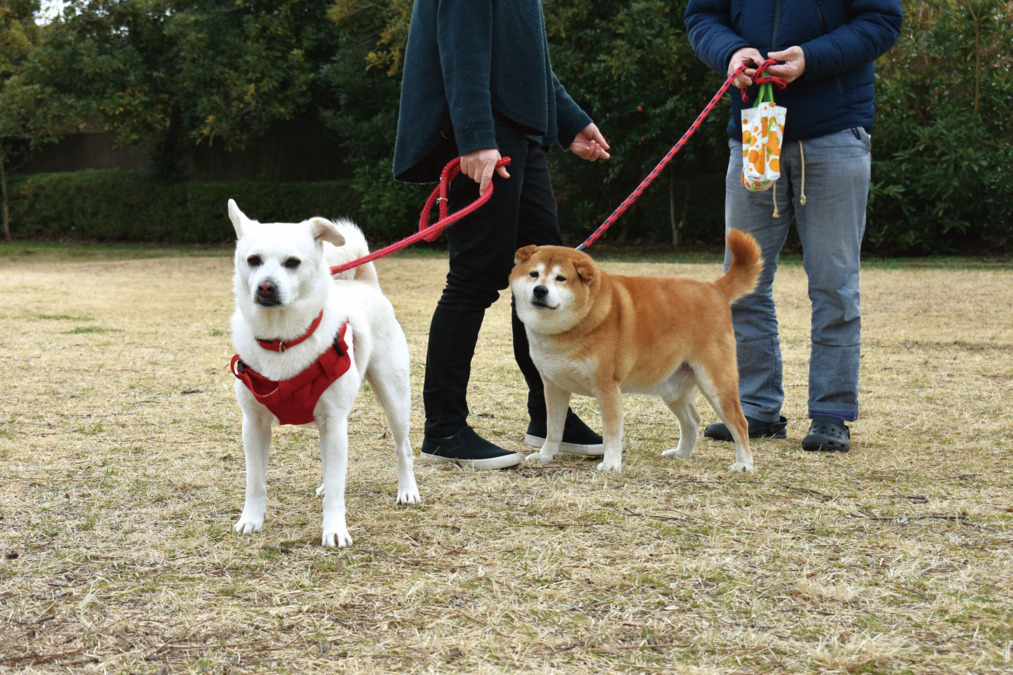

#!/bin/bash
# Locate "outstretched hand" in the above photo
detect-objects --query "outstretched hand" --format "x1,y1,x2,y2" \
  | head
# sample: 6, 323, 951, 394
570, 123, 611, 161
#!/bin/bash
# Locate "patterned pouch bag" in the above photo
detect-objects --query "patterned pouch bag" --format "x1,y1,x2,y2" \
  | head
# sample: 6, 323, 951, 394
740, 82, 787, 192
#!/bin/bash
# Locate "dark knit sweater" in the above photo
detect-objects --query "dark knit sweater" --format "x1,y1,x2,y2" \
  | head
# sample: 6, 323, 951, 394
393, 0, 592, 183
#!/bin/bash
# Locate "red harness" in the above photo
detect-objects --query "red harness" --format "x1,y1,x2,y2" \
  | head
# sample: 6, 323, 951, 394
231, 322, 352, 425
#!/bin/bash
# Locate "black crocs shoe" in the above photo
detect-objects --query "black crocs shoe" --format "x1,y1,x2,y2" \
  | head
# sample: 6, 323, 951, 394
703, 415, 788, 442
801, 415, 850, 452
525, 410, 604, 456
421, 426, 523, 470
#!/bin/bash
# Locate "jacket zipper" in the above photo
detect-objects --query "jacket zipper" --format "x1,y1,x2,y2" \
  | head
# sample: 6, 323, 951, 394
770, 0, 781, 50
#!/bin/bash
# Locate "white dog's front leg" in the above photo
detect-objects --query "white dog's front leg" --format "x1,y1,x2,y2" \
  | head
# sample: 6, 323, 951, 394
235, 410, 272, 535
596, 382, 624, 472
526, 377, 570, 465
318, 417, 352, 547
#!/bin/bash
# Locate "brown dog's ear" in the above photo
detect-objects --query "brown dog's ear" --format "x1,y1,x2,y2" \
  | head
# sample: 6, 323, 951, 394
573, 258, 596, 284
514, 245, 538, 265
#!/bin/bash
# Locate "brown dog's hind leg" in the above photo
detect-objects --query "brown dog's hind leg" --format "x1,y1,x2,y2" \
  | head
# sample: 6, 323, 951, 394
662, 386, 701, 461
694, 368, 754, 473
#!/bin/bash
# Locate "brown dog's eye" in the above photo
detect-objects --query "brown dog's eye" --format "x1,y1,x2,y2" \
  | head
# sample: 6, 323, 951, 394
283, 258, 301, 270
529, 271, 539, 279
556, 275, 567, 283
247, 255, 262, 267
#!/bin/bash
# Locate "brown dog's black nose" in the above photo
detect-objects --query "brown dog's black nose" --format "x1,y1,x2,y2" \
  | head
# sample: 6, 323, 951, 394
533, 285, 548, 300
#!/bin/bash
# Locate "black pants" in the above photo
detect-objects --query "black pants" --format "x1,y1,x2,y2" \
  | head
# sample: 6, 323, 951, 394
422, 118, 563, 438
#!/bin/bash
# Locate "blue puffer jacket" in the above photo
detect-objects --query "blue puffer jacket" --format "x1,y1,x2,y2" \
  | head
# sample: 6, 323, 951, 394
684, 0, 902, 141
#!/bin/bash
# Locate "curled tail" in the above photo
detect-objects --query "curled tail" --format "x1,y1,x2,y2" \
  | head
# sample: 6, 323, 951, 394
325, 218, 380, 287
714, 229, 763, 303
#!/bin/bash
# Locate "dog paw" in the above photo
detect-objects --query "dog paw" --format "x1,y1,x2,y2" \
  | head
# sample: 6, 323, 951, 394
728, 461, 753, 473
322, 530, 353, 548
234, 518, 263, 535
526, 451, 555, 465
661, 447, 694, 460
396, 489, 421, 505
596, 459, 622, 472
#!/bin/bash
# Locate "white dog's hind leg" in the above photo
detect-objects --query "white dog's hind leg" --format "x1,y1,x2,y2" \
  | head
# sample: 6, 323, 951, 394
318, 416, 353, 547
661, 389, 701, 460
235, 411, 272, 535
365, 339, 420, 505
526, 377, 570, 465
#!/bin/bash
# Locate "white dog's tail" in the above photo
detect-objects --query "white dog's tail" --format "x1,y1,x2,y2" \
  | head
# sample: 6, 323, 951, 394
325, 218, 380, 287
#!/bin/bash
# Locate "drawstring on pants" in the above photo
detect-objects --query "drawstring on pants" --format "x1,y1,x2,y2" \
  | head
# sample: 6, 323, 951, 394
798, 140, 807, 206
771, 140, 807, 218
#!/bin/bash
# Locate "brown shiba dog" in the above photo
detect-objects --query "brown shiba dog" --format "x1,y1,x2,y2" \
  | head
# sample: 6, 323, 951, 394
510, 230, 763, 473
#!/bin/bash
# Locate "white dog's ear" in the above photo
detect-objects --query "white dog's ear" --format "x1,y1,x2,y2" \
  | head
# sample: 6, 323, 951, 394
228, 199, 248, 238
309, 218, 346, 247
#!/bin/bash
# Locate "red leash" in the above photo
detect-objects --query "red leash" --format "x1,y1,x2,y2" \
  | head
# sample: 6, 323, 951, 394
330, 59, 784, 272
330, 156, 511, 275
575, 59, 784, 250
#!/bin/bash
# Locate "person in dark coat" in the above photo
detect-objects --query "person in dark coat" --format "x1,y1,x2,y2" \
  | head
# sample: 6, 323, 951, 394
394, 0, 610, 469
684, 0, 902, 452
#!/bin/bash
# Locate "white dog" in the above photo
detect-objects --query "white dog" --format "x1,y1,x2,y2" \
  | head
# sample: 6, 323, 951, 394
228, 199, 420, 547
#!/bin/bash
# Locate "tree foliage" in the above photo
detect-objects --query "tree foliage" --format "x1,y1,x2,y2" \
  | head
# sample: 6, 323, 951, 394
871, 0, 1012, 253
7, 0, 1013, 252
31, 0, 341, 176
0, 0, 62, 240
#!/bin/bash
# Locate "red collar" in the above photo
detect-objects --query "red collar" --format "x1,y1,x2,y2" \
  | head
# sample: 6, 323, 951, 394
256, 310, 324, 352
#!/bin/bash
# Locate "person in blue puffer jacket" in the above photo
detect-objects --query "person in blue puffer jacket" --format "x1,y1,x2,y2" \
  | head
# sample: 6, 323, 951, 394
394, 0, 611, 470
684, 0, 902, 452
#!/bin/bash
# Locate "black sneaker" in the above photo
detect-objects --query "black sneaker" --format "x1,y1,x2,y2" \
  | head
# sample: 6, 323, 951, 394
801, 415, 850, 452
525, 410, 604, 456
420, 426, 523, 470
703, 415, 787, 442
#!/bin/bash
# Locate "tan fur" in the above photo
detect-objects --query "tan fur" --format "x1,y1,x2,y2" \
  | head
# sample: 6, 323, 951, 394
510, 229, 763, 473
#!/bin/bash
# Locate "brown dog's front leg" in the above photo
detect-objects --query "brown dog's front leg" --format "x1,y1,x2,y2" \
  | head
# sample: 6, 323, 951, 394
596, 381, 624, 472
527, 377, 571, 464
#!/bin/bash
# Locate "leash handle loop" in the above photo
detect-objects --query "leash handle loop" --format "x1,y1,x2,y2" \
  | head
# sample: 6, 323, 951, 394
418, 156, 511, 242
329, 156, 511, 275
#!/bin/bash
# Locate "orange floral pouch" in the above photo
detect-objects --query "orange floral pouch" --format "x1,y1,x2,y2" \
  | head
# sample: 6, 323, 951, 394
740, 83, 786, 192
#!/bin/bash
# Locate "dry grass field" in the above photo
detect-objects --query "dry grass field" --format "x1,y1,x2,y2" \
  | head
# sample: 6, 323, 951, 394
1, 244, 1011, 673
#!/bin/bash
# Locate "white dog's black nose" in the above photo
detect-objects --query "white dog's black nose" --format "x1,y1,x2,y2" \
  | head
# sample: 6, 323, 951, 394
533, 285, 548, 300
256, 280, 281, 306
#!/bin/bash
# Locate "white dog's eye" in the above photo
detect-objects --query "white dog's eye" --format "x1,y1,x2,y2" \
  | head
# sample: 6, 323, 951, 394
247, 255, 262, 267
284, 257, 301, 270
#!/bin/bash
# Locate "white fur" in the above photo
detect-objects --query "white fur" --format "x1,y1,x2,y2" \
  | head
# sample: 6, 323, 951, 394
228, 199, 420, 548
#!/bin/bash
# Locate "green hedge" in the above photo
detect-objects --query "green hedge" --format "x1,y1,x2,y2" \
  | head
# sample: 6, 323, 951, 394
7, 170, 381, 244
